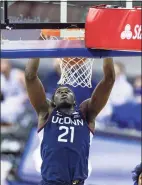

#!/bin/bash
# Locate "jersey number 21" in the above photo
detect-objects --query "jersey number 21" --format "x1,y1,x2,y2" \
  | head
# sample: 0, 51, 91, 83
58, 126, 74, 143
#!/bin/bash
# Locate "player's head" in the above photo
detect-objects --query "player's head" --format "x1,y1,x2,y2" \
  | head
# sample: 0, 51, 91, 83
51, 86, 76, 108
132, 163, 142, 185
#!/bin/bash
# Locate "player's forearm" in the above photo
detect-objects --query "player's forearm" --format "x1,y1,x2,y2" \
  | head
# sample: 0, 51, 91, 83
25, 35, 45, 80
25, 58, 40, 80
103, 58, 115, 83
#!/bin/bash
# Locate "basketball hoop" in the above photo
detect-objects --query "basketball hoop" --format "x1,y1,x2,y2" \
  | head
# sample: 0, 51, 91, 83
41, 29, 94, 88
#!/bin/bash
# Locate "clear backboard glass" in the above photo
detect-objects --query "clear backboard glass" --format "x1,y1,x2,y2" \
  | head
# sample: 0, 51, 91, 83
5, 1, 127, 24
2, 1, 141, 25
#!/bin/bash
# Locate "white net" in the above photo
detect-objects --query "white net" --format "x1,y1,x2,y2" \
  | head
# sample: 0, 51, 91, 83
41, 29, 94, 88
58, 57, 93, 88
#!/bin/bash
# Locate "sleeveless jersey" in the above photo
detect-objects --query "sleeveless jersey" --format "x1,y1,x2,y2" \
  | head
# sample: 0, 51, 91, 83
38, 108, 93, 184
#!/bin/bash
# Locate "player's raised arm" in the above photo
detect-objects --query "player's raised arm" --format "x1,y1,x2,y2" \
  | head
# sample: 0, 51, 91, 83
81, 58, 115, 127
25, 58, 50, 115
89, 58, 115, 119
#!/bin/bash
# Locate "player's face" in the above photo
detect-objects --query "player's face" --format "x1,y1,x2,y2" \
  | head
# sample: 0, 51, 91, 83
54, 87, 75, 108
138, 173, 142, 185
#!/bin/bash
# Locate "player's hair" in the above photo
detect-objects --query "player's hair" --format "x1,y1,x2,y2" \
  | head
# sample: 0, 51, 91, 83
51, 86, 76, 107
132, 163, 142, 185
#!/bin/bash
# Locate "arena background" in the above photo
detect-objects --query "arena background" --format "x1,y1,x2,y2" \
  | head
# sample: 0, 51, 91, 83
1, 1, 141, 185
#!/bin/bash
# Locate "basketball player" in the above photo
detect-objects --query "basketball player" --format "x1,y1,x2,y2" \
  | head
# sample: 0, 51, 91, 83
25, 50, 115, 184
132, 163, 142, 185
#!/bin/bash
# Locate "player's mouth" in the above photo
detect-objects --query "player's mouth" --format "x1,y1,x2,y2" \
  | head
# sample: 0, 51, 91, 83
61, 94, 68, 99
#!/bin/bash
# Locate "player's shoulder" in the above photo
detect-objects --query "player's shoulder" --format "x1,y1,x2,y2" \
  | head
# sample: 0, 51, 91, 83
79, 99, 90, 113
78, 99, 90, 119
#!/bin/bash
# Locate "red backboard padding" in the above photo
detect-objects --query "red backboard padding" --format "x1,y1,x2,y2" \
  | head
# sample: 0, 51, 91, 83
85, 6, 141, 51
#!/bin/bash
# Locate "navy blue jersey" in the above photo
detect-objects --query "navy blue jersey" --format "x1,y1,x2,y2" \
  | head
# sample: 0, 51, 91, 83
38, 108, 93, 184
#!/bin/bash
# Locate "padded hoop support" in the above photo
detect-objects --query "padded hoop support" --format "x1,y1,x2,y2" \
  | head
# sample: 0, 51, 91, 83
85, 6, 141, 51
1, 39, 141, 58
1, 48, 141, 59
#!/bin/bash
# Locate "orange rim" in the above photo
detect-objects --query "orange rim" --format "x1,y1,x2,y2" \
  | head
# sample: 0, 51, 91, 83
41, 29, 84, 40
41, 29, 60, 37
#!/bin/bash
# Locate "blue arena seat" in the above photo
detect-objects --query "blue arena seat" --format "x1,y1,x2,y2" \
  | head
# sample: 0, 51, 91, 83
111, 102, 141, 130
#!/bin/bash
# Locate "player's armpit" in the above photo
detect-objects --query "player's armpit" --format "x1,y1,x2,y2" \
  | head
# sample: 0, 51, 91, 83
79, 99, 90, 122
37, 107, 50, 132
79, 99, 95, 132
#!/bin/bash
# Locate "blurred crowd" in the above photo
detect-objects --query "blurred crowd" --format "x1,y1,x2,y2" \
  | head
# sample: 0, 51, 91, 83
1, 58, 141, 130
1, 59, 27, 125
0, 58, 141, 184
